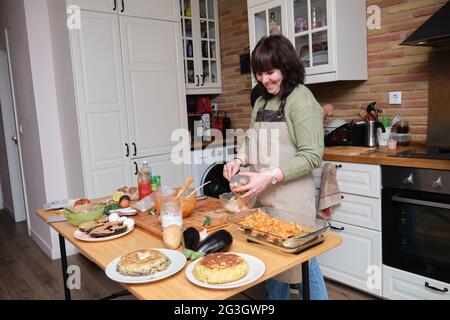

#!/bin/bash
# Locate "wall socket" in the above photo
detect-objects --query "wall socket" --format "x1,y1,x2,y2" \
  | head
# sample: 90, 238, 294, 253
389, 91, 402, 105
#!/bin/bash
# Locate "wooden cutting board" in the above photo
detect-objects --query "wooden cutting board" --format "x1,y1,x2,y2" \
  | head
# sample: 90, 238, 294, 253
133, 197, 230, 239
325, 146, 376, 156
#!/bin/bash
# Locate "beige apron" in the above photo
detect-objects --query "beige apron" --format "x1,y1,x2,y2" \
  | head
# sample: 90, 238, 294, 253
250, 99, 316, 284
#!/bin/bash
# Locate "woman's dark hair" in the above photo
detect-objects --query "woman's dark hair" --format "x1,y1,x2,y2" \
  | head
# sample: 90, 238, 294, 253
251, 35, 305, 101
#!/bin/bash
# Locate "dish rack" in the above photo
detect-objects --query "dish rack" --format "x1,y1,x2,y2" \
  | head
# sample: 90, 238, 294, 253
227, 207, 330, 254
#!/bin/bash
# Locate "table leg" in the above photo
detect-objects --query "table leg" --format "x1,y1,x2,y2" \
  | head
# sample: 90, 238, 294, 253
302, 261, 310, 300
58, 234, 71, 300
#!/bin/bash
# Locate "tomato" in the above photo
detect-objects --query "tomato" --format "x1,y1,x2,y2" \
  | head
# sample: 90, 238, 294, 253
74, 198, 90, 206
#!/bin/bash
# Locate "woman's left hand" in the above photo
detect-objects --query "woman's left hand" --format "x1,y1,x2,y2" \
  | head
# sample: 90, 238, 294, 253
231, 171, 272, 199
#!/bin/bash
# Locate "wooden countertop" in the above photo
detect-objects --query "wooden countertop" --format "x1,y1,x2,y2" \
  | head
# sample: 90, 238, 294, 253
36, 200, 342, 300
324, 146, 450, 170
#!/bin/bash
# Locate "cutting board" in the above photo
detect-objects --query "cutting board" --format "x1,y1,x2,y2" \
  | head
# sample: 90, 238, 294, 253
325, 146, 376, 156
133, 197, 230, 239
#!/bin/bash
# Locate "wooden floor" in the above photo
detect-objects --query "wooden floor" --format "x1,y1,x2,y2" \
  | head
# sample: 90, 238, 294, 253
0, 211, 376, 300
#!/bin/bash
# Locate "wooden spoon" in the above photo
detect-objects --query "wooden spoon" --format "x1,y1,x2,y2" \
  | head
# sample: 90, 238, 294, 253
175, 176, 194, 200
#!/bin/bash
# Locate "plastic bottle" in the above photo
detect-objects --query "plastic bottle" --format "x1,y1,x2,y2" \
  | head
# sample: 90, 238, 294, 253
138, 161, 152, 199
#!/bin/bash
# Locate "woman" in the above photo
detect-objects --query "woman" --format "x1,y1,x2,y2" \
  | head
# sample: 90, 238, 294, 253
223, 35, 327, 300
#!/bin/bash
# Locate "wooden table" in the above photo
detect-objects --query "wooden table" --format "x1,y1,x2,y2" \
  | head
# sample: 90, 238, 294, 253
36, 201, 342, 300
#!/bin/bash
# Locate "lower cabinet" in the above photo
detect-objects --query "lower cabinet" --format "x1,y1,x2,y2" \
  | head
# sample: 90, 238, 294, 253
317, 221, 382, 297
131, 153, 190, 188
383, 265, 450, 300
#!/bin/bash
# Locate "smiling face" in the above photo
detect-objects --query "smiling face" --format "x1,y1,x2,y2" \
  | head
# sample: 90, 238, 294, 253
256, 69, 284, 95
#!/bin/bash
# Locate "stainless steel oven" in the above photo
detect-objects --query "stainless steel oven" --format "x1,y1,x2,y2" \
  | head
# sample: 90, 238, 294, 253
382, 166, 450, 291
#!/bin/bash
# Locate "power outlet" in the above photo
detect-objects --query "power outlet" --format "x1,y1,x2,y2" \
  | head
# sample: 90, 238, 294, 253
389, 91, 402, 105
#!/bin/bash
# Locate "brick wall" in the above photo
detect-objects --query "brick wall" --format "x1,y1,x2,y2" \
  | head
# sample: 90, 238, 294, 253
216, 0, 252, 130
217, 0, 448, 142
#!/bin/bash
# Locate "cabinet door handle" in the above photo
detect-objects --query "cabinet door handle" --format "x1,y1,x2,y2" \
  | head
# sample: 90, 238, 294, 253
113, 0, 117, 11
335, 164, 342, 168
425, 282, 448, 293
125, 143, 129, 157
132, 142, 137, 156
201, 74, 205, 86
134, 161, 138, 175
330, 225, 345, 231
121, 0, 124, 12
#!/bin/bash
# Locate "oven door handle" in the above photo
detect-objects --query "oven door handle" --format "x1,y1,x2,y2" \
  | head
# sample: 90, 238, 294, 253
425, 282, 448, 293
392, 195, 450, 210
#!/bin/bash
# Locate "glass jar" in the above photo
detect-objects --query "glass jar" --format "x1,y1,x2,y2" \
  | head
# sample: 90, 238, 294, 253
393, 121, 409, 134
160, 196, 183, 228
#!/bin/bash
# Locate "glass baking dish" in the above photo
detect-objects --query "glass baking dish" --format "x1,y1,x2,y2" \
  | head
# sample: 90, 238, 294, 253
227, 207, 330, 253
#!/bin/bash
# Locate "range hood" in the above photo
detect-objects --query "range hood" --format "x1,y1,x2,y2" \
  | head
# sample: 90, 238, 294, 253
401, 2, 450, 47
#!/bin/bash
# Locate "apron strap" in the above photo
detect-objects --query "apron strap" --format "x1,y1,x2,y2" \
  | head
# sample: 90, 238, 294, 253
255, 98, 287, 122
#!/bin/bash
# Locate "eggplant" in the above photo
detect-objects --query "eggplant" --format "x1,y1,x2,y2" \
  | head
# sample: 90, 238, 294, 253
183, 227, 200, 250
196, 229, 233, 254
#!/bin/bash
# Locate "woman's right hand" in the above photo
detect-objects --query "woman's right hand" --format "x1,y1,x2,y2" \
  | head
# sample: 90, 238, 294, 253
223, 159, 242, 181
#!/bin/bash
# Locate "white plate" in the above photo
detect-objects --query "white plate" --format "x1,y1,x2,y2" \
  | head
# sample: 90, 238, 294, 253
105, 249, 187, 284
185, 253, 265, 289
73, 226, 134, 242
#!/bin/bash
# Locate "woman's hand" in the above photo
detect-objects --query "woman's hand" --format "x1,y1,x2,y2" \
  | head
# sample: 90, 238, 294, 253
223, 159, 242, 181
231, 171, 272, 199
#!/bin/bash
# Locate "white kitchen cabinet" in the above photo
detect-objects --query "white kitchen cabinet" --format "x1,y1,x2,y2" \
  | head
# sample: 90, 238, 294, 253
333, 193, 381, 231
315, 161, 382, 296
120, 16, 187, 157
317, 221, 382, 297
180, 0, 222, 94
68, 10, 132, 198
131, 154, 190, 188
383, 265, 450, 300
314, 161, 381, 198
67, 0, 180, 21
68, 3, 188, 198
248, 0, 367, 84
67, 0, 115, 13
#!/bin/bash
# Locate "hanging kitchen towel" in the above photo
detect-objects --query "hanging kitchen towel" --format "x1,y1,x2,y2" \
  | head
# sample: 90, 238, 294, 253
318, 163, 342, 219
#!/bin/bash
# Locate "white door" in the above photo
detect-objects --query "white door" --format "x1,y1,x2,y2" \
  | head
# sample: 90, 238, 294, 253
120, 16, 187, 158
69, 11, 132, 198
317, 221, 382, 296
0, 44, 27, 223
131, 154, 189, 188
119, 0, 180, 21
66, 0, 116, 13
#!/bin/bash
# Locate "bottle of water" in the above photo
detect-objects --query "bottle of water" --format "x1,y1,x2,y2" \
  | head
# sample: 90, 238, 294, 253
138, 161, 152, 199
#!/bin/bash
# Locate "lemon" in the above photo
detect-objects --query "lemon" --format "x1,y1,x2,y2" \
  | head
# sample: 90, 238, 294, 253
112, 191, 125, 203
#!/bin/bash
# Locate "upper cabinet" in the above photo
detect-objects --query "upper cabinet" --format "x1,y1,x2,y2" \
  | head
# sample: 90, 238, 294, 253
248, 0, 367, 84
67, 0, 180, 21
180, 0, 222, 94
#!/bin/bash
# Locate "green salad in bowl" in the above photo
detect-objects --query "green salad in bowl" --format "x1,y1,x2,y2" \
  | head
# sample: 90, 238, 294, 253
64, 203, 105, 226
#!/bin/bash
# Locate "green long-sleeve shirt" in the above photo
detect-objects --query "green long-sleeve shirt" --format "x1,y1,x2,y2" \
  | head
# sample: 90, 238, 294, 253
239, 85, 324, 182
